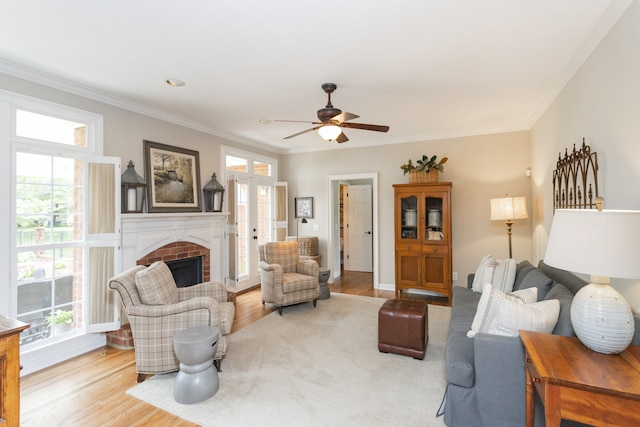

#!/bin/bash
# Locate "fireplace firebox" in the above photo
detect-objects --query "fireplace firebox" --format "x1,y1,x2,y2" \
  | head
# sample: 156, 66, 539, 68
164, 256, 203, 288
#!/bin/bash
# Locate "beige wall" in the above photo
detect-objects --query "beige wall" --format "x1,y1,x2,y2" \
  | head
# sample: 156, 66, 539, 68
531, 1, 640, 312
282, 131, 531, 289
0, 73, 279, 191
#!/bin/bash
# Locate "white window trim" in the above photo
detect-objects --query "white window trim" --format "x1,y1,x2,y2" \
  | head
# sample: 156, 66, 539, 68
1, 89, 111, 375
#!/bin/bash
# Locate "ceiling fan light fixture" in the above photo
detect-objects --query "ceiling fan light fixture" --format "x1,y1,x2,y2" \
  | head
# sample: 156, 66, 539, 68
318, 124, 342, 141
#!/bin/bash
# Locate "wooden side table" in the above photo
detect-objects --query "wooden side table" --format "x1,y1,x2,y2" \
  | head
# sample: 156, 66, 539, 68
520, 330, 640, 427
0, 315, 30, 427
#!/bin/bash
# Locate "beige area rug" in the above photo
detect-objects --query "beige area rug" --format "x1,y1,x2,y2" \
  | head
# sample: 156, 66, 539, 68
127, 293, 450, 427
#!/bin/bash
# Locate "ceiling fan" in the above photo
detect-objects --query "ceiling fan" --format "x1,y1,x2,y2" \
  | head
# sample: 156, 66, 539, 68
275, 83, 389, 143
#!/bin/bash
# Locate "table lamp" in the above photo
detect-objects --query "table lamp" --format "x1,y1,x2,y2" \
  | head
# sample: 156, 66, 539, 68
544, 203, 640, 354
490, 196, 528, 258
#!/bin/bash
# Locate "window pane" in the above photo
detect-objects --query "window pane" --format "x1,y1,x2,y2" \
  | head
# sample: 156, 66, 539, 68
16, 150, 85, 347
16, 153, 83, 245
17, 247, 83, 346
226, 155, 248, 173
16, 110, 88, 146
253, 161, 271, 177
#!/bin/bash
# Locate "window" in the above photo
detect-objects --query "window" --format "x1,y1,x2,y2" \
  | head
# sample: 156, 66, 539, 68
2, 96, 119, 359
16, 152, 84, 345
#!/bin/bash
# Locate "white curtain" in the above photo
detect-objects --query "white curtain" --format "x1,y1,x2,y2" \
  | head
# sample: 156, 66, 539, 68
87, 162, 119, 328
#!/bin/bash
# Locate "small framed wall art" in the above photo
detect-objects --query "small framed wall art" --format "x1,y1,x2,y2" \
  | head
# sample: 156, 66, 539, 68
295, 197, 313, 219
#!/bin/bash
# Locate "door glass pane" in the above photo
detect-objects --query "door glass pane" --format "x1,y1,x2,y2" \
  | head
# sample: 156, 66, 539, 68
425, 196, 443, 241
236, 180, 249, 278
400, 195, 418, 239
256, 183, 272, 245
16, 110, 87, 146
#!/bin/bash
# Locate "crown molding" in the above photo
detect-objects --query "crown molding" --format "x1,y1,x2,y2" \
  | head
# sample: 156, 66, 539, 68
0, 59, 285, 154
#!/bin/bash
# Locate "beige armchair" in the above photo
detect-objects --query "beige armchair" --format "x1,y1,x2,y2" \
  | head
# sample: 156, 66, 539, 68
108, 261, 235, 382
259, 240, 320, 315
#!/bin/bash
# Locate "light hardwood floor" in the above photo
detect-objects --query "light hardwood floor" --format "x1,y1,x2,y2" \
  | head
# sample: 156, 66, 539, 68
20, 271, 391, 427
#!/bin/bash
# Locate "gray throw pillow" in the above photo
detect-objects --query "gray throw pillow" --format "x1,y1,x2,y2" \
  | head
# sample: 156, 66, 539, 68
544, 283, 575, 336
513, 269, 554, 300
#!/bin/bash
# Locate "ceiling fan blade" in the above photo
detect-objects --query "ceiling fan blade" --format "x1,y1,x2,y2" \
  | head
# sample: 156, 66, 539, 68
341, 122, 390, 133
330, 112, 359, 124
283, 126, 320, 139
336, 132, 349, 143
275, 119, 322, 124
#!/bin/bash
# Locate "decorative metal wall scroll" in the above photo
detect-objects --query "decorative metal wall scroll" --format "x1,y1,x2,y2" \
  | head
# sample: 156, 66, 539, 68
552, 138, 599, 211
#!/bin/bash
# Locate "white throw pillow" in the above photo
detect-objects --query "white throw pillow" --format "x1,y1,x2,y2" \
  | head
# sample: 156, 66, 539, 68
471, 255, 517, 293
467, 284, 538, 338
135, 261, 179, 305
469, 284, 560, 338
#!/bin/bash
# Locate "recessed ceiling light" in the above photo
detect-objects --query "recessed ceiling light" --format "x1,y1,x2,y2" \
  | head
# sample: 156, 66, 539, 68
258, 119, 272, 124
166, 78, 186, 87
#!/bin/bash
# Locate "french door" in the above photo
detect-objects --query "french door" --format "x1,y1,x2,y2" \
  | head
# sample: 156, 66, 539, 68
224, 148, 283, 292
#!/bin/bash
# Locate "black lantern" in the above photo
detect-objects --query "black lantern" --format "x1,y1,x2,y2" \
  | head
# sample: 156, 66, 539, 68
121, 160, 147, 213
203, 172, 225, 212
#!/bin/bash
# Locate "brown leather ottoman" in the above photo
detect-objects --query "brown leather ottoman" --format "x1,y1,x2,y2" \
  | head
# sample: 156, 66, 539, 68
378, 299, 429, 360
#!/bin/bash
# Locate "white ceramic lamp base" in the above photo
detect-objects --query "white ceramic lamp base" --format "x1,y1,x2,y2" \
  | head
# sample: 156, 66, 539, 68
570, 279, 634, 354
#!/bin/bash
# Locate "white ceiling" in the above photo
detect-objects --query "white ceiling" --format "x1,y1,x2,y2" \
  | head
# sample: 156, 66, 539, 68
0, 1, 631, 154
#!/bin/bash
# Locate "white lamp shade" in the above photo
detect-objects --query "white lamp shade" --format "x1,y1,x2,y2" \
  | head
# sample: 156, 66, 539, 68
317, 125, 342, 141
490, 196, 528, 221
545, 209, 640, 279
545, 208, 640, 354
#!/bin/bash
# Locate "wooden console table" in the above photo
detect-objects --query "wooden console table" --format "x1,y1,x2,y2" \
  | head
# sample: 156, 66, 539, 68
520, 330, 640, 427
0, 315, 30, 427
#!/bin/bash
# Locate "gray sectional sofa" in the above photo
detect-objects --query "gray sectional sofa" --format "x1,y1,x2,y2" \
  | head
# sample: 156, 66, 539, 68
442, 259, 640, 427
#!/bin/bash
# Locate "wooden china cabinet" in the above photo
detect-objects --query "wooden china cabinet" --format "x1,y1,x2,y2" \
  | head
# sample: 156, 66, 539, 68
393, 182, 452, 306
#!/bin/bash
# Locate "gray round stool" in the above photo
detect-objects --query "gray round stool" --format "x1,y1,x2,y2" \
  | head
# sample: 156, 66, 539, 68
173, 326, 219, 404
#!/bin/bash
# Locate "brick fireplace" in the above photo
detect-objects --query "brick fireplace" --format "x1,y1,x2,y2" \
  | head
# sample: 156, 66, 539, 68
137, 242, 209, 284
120, 212, 227, 283
107, 212, 227, 349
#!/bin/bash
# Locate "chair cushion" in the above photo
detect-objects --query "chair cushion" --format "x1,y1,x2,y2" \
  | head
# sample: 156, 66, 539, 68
135, 261, 179, 305
282, 272, 318, 293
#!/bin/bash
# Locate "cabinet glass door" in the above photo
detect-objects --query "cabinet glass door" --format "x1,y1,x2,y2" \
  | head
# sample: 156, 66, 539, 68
400, 195, 418, 239
425, 196, 444, 241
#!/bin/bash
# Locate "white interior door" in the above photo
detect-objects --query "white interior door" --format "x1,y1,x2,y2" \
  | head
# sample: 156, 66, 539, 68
345, 184, 373, 272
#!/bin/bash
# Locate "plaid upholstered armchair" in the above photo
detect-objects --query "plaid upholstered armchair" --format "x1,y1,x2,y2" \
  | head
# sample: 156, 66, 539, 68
258, 240, 320, 315
108, 261, 235, 382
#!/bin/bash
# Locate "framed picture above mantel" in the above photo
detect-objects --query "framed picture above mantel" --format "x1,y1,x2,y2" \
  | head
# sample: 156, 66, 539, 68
143, 140, 202, 213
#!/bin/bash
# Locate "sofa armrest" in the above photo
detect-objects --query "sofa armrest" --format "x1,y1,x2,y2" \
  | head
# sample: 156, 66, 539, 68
473, 333, 527, 426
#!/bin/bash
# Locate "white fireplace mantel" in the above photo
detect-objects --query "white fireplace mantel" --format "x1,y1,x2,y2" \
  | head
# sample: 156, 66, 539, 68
121, 212, 228, 283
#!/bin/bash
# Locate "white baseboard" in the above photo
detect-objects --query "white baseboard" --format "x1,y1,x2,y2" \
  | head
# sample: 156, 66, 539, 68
377, 282, 395, 292
20, 333, 106, 376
